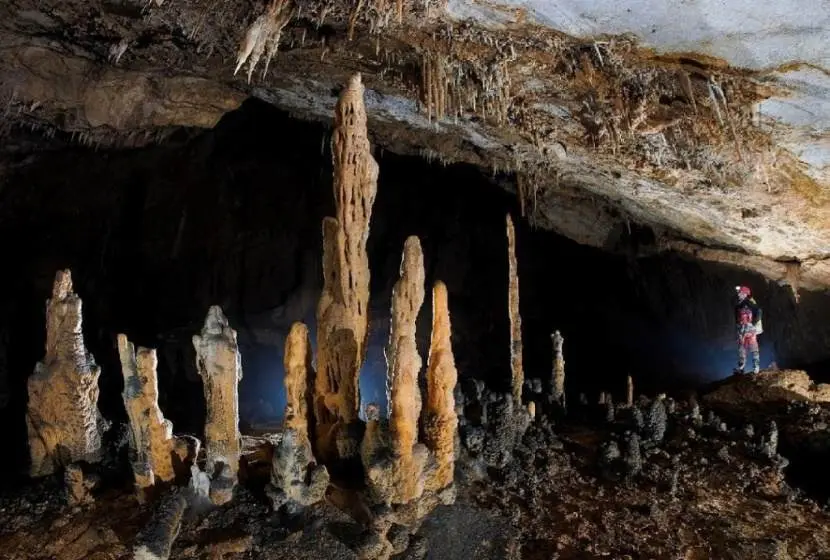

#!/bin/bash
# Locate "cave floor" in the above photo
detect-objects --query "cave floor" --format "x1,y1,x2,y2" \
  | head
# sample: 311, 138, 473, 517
2, 403, 830, 560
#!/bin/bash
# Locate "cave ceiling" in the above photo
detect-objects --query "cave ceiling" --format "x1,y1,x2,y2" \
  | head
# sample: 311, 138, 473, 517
1, 0, 828, 293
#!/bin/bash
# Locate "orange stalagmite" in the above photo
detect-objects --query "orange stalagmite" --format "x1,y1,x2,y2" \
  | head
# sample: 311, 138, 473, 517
314, 73, 378, 460
506, 214, 524, 402
423, 280, 458, 492
283, 322, 313, 440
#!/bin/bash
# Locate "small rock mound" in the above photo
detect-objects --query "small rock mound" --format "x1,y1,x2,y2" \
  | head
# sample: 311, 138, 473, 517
704, 370, 830, 410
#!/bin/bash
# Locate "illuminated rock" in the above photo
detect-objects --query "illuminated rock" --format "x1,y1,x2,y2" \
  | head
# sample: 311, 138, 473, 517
551, 330, 565, 410
193, 306, 242, 505
506, 214, 523, 403
268, 322, 329, 511
314, 73, 378, 462
423, 281, 458, 493
626, 375, 634, 407
118, 334, 176, 500
64, 463, 97, 506
365, 236, 429, 505
26, 270, 107, 478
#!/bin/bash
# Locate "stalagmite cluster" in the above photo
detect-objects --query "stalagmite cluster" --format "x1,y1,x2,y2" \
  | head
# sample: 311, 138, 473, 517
506, 214, 523, 402
314, 72, 379, 462
268, 322, 330, 511
423, 281, 458, 492
365, 236, 430, 504
26, 270, 107, 478
551, 330, 565, 410
118, 334, 176, 499
193, 306, 243, 505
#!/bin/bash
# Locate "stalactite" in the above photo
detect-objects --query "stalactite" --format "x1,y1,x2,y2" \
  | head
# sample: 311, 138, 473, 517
506, 214, 524, 402
26, 270, 107, 478
118, 334, 176, 500
268, 322, 329, 510
551, 330, 565, 410
314, 73, 378, 461
234, 0, 296, 83
423, 281, 458, 493
192, 306, 243, 505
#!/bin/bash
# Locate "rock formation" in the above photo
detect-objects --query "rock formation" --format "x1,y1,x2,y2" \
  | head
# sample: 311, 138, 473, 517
704, 370, 830, 411
365, 236, 430, 505
118, 334, 176, 500
423, 281, 458, 493
268, 322, 329, 512
506, 214, 523, 402
551, 330, 565, 409
132, 491, 188, 560
26, 269, 107, 478
626, 375, 634, 407
192, 306, 243, 505
314, 73, 379, 461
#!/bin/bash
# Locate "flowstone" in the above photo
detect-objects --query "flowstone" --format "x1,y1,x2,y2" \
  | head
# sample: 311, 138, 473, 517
26, 270, 108, 478
193, 306, 243, 505
267, 322, 329, 512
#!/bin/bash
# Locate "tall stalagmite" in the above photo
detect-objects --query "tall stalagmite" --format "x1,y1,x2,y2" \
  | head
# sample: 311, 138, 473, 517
506, 214, 524, 402
551, 330, 566, 409
423, 281, 458, 492
118, 334, 176, 498
314, 73, 379, 460
26, 270, 107, 477
627, 375, 634, 407
193, 306, 243, 505
268, 322, 329, 510
365, 236, 429, 504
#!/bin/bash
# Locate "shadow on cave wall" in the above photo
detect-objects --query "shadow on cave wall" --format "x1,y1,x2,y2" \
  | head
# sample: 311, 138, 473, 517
0, 97, 828, 479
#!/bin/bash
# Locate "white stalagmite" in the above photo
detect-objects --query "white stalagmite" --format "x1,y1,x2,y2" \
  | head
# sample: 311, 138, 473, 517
552, 330, 566, 409
118, 334, 176, 499
26, 269, 107, 477
193, 306, 243, 505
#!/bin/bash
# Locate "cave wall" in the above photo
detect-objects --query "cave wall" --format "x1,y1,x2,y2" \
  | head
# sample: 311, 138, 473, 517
0, 98, 828, 478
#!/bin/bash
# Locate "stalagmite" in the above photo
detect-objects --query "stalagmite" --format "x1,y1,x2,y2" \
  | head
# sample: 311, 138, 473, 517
506, 214, 524, 402
423, 281, 458, 493
365, 237, 429, 504
26, 269, 107, 477
551, 330, 565, 409
268, 322, 329, 511
118, 334, 176, 499
626, 375, 634, 407
314, 73, 379, 461
192, 306, 243, 505
132, 491, 188, 560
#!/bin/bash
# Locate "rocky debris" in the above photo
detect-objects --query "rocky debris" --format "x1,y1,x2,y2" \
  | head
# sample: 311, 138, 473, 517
705, 370, 830, 412
314, 73, 378, 463
506, 214, 523, 403
422, 281, 458, 494
365, 236, 430, 505
192, 306, 243, 505
268, 322, 330, 513
26, 269, 108, 478
118, 334, 177, 501
132, 491, 187, 560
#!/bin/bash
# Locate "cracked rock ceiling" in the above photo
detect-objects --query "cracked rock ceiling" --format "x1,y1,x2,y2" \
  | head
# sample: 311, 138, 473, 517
1, 0, 828, 292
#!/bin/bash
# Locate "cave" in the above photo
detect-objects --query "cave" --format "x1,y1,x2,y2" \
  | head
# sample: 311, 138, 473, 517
4, 0, 830, 554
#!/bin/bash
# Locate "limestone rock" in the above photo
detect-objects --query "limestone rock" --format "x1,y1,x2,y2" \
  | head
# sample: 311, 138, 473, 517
365, 236, 430, 505
64, 463, 97, 506
268, 322, 329, 511
118, 334, 176, 499
422, 281, 458, 493
26, 269, 107, 478
506, 214, 523, 402
132, 491, 187, 560
314, 73, 378, 461
193, 306, 243, 505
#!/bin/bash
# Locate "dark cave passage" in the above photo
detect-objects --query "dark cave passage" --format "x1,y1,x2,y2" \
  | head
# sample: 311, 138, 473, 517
0, 97, 828, 479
